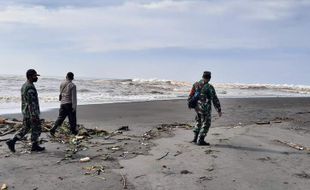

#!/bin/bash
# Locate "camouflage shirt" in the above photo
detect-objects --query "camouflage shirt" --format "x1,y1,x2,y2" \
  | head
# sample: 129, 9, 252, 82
189, 79, 221, 114
21, 81, 40, 119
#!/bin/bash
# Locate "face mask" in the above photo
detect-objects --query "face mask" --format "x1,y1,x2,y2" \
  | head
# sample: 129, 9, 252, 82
32, 76, 38, 82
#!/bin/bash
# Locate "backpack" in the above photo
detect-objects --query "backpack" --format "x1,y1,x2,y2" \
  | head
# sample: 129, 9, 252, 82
187, 88, 201, 109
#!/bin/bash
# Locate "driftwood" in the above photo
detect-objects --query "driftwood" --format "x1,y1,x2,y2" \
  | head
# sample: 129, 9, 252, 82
0, 138, 10, 142
274, 139, 310, 151
0, 129, 17, 137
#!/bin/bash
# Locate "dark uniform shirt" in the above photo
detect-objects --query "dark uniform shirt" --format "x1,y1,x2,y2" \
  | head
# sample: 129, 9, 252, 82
21, 81, 40, 119
189, 79, 221, 114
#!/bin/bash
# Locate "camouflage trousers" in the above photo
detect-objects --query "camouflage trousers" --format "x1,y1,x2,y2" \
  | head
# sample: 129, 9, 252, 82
15, 118, 41, 143
193, 112, 211, 136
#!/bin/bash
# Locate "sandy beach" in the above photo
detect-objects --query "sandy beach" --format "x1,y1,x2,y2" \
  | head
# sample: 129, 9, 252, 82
1, 98, 310, 190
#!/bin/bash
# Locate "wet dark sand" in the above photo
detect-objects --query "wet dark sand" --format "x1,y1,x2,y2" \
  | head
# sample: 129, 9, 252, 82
1, 98, 310, 190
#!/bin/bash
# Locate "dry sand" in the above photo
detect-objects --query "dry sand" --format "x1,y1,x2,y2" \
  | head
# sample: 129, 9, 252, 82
1, 98, 310, 190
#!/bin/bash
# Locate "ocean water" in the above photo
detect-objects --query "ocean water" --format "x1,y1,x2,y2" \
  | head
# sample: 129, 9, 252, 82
1, 75, 310, 114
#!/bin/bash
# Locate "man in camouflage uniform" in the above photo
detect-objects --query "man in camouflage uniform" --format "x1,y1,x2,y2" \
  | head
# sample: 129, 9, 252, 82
6, 69, 45, 152
188, 71, 222, 145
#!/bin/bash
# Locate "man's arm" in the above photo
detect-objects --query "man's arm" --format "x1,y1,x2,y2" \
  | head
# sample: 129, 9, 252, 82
210, 86, 222, 117
72, 85, 77, 112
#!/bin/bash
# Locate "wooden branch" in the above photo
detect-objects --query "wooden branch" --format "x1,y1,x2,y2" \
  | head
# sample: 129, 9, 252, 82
156, 152, 169, 160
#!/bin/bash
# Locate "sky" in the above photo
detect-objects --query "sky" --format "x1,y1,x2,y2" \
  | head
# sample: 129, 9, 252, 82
0, 0, 309, 85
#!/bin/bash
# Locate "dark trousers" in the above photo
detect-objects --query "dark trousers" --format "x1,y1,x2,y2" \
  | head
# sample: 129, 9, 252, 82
15, 118, 41, 143
53, 103, 77, 132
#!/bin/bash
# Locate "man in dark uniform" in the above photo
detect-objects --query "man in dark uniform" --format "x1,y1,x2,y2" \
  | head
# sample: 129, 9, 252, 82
188, 71, 222, 145
6, 69, 45, 152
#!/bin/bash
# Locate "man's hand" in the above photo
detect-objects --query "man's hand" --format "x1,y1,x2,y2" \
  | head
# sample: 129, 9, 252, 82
218, 111, 222, 117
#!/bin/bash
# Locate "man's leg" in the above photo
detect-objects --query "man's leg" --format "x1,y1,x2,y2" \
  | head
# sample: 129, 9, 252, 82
6, 118, 31, 152
67, 104, 78, 135
50, 104, 68, 136
30, 120, 45, 152
192, 113, 202, 143
197, 112, 211, 146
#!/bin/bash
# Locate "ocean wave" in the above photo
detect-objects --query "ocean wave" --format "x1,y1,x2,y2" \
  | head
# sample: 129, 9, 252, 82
215, 83, 310, 94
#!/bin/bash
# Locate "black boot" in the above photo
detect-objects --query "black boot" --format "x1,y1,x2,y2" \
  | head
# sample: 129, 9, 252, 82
191, 132, 199, 143
197, 135, 210, 146
31, 142, 45, 152
6, 137, 18, 153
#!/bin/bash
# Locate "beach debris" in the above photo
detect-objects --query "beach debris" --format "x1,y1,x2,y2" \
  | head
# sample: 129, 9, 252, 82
120, 173, 128, 189
0, 117, 6, 124
180, 170, 192, 174
294, 172, 310, 179
0, 138, 10, 142
156, 152, 169, 160
198, 176, 213, 182
296, 111, 310, 115
108, 146, 122, 151
80, 157, 91, 162
1, 184, 8, 190
255, 121, 271, 125
257, 156, 272, 162
174, 151, 182, 157
83, 165, 105, 176
206, 167, 214, 172
134, 174, 146, 179
205, 149, 219, 155
118, 126, 129, 131
274, 139, 310, 151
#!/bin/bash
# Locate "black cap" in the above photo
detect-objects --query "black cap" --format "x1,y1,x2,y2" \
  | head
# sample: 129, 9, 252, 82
26, 69, 40, 78
202, 71, 211, 79
66, 72, 74, 80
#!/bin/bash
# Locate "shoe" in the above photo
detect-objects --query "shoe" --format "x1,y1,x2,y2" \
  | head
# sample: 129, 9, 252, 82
197, 135, 210, 146
49, 128, 56, 137
71, 129, 78, 136
31, 142, 45, 152
6, 139, 16, 153
191, 132, 199, 143
197, 141, 210, 146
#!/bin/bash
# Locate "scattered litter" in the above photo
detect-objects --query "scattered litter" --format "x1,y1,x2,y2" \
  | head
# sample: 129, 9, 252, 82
174, 151, 182, 157
294, 172, 310, 179
1, 184, 8, 190
257, 156, 272, 162
83, 165, 105, 176
134, 174, 146, 179
80, 157, 91, 162
198, 176, 213, 182
205, 149, 219, 155
296, 111, 310, 115
255, 121, 271, 125
118, 126, 129, 131
180, 170, 192, 174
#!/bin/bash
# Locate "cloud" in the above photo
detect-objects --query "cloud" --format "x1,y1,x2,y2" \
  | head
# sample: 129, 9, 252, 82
0, 0, 309, 53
